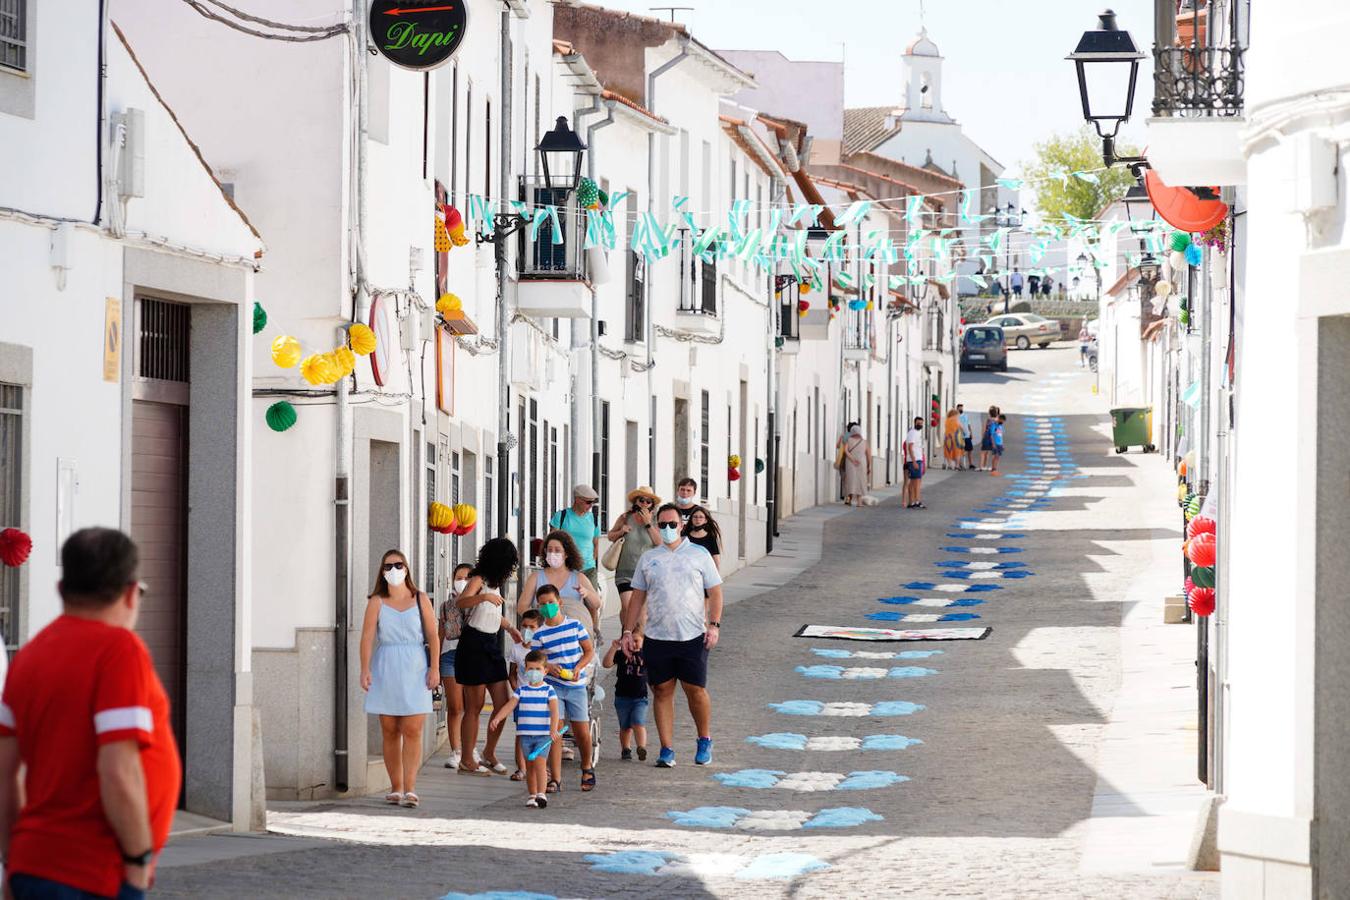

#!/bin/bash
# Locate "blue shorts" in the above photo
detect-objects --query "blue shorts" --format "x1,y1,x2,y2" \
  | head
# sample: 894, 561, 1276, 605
614, 695, 649, 730
551, 681, 590, 721
439, 649, 457, 678
905, 461, 924, 480
994, 445, 1004, 457
518, 733, 552, 759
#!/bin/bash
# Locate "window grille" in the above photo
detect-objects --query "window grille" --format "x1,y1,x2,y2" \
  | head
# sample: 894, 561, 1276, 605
699, 391, 710, 501
425, 443, 437, 591
0, 0, 26, 73
0, 383, 22, 649
138, 299, 190, 383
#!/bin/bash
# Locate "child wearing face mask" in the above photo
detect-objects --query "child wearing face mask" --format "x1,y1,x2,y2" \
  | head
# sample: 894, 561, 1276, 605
507, 608, 545, 781
490, 649, 560, 808
533, 584, 599, 793
438, 563, 473, 770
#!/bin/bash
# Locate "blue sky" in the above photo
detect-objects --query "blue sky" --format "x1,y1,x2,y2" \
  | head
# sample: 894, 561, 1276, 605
599, 0, 1155, 175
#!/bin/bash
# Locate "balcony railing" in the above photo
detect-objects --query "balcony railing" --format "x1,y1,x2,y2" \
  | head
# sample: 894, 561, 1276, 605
517, 177, 586, 280
1152, 2, 1244, 117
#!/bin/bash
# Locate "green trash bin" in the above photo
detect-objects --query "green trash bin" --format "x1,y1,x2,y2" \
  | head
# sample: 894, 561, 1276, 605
1110, 407, 1154, 453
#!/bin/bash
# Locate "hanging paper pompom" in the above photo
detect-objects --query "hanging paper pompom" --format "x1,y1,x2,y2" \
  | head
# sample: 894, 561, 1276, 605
1176, 482, 1189, 502
252, 301, 268, 335
728, 454, 741, 469
865, 301, 874, 311
1185, 243, 1203, 266
1182, 490, 1196, 511
728, 467, 741, 482
797, 299, 810, 313
848, 299, 866, 311
1155, 281, 1172, 297
1186, 531, 1216, 568
1187, 515, 1217, 540
428, 501, 456, 531
1183, 576, 1194, 597
434, 214, 451, 253
597, 189, 609, 210
265, 401, 298, 433
1169, 231, 1192, 252
1187, 494, 1204, 518
436, 293, 463, 318
333, 346, 356, 377
1191, 565, 1216, 589
445, 205, 468, 247
799, 282, 812, 295
1188, 586, 1216, 617
271, 335, 302, 369
451, 504, 478, 536
577, 177, 600, 210
1179, 308, 1191, 327
348, 323, 377, 356
1170, 250, 1187, 271
755, 458, 765, 474
300, 354, 336, 386
0, 528, 32, 567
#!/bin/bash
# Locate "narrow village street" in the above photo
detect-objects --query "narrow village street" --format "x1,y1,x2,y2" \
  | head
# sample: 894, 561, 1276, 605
154, 347, 1216, 898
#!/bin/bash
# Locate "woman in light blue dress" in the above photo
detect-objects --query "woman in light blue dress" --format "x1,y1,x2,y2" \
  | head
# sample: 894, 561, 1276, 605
359, 549, 437, 808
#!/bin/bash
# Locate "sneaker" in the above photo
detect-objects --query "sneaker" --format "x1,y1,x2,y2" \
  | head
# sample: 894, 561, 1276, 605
637, 746, 648, 762
621, 748, 633, 761
526, 796, 539, 808
695, 737, 713, 766
445, 749, 461, 770
562, 746, 576, 762
656, 747, 676, 768
535, 793, 548, 809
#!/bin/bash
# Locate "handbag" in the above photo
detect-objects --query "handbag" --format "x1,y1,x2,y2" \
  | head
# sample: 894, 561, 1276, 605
601, 534, 625, 571
833, 441, 846, 471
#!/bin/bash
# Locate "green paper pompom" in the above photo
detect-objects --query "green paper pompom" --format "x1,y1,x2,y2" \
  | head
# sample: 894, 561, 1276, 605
1169, 231, 1192, 252
1179, 308, 1190, 327
1187, 494, 1204, 517
597, 189, 609, 209
265, 401, 297, 433
755, 458, 766, 474
577, 177, 600, 210
1191, 565, 1215, 589
252, 301, 267, 335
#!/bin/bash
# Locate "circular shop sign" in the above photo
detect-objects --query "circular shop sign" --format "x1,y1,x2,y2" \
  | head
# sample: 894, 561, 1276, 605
368, 1, 468, 71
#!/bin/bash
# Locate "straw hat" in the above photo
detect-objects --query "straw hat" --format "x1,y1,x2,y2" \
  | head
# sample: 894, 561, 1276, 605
626, 486, 662, 505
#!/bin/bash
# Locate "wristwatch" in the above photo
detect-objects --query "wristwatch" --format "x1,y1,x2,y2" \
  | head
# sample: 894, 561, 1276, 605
122, 849, 154, 867
707, 621, 721, 629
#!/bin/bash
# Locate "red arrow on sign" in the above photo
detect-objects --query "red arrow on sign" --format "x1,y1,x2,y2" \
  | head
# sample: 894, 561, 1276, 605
383, 4, 456, 14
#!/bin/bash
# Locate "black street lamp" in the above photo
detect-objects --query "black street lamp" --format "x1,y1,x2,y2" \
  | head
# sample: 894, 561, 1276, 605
996, 202, 1024, 314
537, 116, 588, 195
1068, 9, 1149, 172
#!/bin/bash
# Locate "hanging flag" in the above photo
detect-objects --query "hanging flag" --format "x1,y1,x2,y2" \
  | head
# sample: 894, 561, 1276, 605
837, 200, 873, 228
996, 177, 1024, 191
527, 207, 550, 242
958, 189, 974, 224
1074, 171, 1101, 184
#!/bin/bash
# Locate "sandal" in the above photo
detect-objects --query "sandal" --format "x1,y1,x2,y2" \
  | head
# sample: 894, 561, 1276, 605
546, 779, 561, 794
481, 758, 509, 775
457, 763, 493, 777
384, 791, 403, 805
510, 769, 525, 782
400, 792, 420, 808
581, 768, 596, 792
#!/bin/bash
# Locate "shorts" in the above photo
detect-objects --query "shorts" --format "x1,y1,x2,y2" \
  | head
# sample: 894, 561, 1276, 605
551, 681, 590, 721
439, 649, 457, 678
615, 579, 633, 594
994, 445, 1004, 457
905, 461, 924, 480
963, 437, 973, 452
518, 733, 552, 760
981, 438, 993, 451
645, 635, 709, 688
614, 695, 649, 730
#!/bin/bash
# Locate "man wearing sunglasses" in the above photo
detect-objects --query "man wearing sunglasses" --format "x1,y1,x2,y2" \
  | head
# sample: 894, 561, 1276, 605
549, 484, 603, 602
0, 528, 180, 899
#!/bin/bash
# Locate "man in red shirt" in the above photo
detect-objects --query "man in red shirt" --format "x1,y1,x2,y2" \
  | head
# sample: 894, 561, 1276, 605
0, 528, 181, 899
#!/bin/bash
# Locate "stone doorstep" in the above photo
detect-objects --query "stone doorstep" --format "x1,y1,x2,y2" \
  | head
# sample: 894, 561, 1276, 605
1163, 595, 1188, 624
169, 809, 232, 839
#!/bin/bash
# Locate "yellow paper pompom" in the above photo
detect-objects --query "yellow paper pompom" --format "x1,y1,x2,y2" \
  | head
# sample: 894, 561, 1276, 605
348, 323, 377, 356
271, 335, 302, 369
300, 354, 335, 385
433, 216, 451, 253
428, 501, 456, 530
436, 293, 463, 317
333, 346, 356, 377
452, 503, 477, 530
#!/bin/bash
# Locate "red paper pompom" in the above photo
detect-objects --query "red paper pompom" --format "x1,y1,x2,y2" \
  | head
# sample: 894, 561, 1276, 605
728, 467, 741, 482
0, 528, 32, 567
1186, 532, 1216, 568
1187, 515, 1216, 539
1188, 586, 1216, 616
1183, 576, 1194, 597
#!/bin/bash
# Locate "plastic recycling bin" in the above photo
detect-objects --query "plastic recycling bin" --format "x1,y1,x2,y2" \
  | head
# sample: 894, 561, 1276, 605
1110, 407, 1155, 453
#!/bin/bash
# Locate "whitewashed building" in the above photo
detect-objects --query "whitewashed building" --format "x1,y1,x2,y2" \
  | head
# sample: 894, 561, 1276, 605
1, 4, 264, 829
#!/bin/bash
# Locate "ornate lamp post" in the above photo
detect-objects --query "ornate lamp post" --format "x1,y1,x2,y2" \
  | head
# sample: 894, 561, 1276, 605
1068, 9, 1149, 173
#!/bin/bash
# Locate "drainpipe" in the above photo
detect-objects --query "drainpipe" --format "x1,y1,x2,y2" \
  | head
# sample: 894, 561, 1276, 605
766, 175, 785, 551
585, 107, 616, 493
495, 7, 510, 538
335, 0, 368, 796
569, 92, 605, 488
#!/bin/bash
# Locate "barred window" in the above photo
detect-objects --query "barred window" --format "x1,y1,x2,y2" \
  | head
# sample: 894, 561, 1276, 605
0, 383, 23, 649
0, 0, 27, 73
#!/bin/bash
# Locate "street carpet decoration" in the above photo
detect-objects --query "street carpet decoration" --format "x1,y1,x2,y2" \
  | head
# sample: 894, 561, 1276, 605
0, 528, 32, 567
1191, 565, 1216, 589
270, 335, 302, 369
428, 502, 457, 534
451, 503, 478, 536
252, 301, 267, 335
713, 769, 909, 791
348, 323, 377, 356
1188, 586, 1216, 617
264, 401, 298, 433
1186, 531, 1216, 567
794, 624, 991, 642
583, 849, 830, 881
665, 806, 882, 830
746, 733, 922, 751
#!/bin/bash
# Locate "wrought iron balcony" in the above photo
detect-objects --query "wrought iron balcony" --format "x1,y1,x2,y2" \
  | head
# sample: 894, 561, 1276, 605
1153, 44, 1244, 116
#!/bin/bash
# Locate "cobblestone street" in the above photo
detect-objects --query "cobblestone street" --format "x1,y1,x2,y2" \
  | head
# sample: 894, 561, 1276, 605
157, 348, 1216, 898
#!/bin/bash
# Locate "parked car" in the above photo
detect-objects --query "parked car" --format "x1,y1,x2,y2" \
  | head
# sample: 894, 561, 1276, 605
960, 325, 1007, 371
983, 313, 1062, 350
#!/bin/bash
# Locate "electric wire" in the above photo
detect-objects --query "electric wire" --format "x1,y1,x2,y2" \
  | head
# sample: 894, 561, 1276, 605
179, 0, 348, 42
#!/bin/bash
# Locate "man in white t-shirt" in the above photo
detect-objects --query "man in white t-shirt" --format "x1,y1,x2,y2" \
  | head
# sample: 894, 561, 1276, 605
904, 416, 927, 509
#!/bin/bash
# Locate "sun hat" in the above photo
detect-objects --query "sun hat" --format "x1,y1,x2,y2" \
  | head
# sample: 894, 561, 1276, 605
626, 486, 662, 505
572, 484, 599, 500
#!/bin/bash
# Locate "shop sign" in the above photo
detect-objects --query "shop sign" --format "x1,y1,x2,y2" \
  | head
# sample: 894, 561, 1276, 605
368, 1, 468, 71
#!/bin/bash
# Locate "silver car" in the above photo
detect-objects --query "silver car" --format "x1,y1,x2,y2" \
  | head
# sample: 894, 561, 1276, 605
983, 313, 1063, 350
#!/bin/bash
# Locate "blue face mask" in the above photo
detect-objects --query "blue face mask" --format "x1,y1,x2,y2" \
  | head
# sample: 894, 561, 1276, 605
524, 668, 545, 686
521, 627, 536, 642
659, 524, 681, 544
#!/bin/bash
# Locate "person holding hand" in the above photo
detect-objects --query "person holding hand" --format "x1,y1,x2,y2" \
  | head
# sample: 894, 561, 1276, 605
454, 538, 522, 777
606, 487, 663, 623
359, 549, 438, 808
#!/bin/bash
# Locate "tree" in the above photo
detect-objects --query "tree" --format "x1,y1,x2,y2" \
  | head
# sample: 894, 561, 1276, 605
1021, 128, 1139, 223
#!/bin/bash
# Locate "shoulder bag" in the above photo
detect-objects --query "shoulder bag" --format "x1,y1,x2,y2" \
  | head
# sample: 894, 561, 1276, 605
601, 514, 626, 571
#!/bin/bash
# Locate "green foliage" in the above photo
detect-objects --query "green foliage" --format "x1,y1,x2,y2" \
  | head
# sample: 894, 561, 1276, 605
1021, 128, 1139, 222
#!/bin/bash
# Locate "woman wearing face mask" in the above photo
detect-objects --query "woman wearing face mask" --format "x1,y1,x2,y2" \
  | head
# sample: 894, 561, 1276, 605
455, 538, 524, 776
518, 531, 603, 637
438, 562, 473, 770
683, 505, 723, 572
359, 550, 438, 808
606, 487, 663, 623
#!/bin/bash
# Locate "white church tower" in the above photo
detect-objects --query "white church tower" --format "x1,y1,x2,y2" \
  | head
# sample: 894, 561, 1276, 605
898, 29, 954, 124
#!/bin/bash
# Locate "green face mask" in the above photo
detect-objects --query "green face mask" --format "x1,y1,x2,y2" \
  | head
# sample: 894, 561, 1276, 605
539, 601, 560, 620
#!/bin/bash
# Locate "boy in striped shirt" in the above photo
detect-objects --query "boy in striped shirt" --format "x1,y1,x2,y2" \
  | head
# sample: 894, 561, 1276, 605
491, 649, 559, 808
533, 584, 598, 792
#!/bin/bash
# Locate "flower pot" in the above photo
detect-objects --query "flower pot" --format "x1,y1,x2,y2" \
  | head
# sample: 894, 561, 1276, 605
1209, 251, 1228, 289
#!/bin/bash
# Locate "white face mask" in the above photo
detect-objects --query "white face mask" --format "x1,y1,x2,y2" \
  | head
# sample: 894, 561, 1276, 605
384, 566, 407, 587
545, 551, 564, 569
452, 579, 468, 594
658, 523, 681, 544
521, 627, 536, 642
675, 495, 694, 506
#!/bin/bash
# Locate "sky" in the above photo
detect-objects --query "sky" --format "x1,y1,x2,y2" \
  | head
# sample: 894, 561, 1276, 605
595, 0, 1156, 176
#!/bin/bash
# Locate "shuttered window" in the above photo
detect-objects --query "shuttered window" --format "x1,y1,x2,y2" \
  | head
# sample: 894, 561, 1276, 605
0, 383, 22, 648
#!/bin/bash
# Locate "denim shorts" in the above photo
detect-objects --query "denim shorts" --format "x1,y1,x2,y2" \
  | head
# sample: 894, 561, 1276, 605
614, 695, 648, 730
439, 649, 457, 678
551, 681, 590, 721
518, 733, 552, 760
